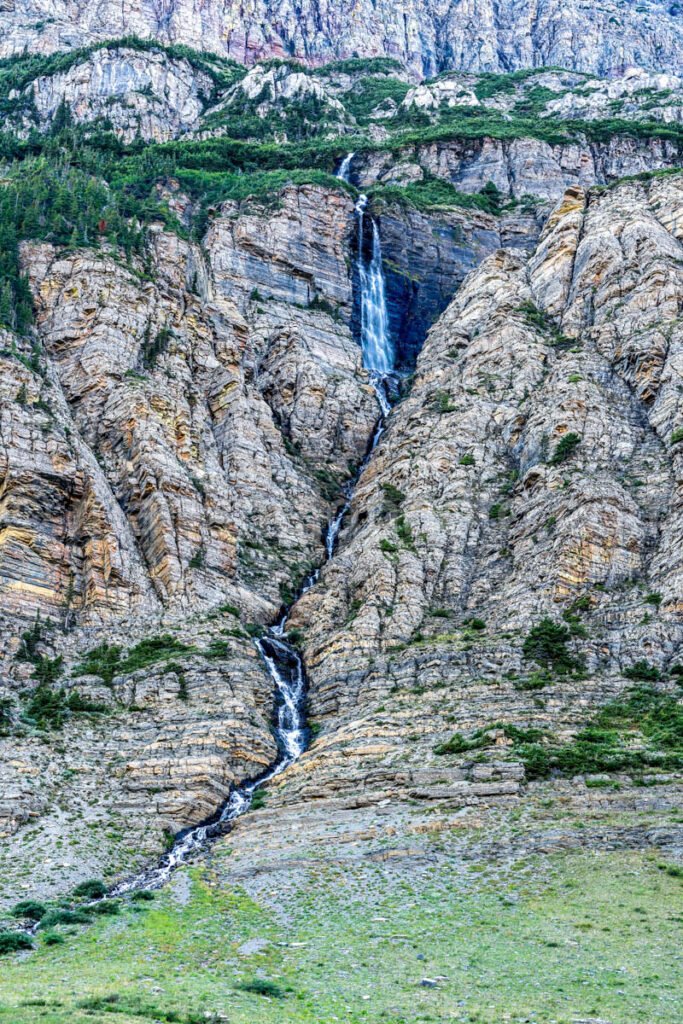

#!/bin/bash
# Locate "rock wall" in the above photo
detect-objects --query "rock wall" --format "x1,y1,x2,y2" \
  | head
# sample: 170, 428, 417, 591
277, 174, 683, 810
0, 183, 378, 894
1, 0, 682, 78
23, 46, 213, 141
355, 136, 683, 203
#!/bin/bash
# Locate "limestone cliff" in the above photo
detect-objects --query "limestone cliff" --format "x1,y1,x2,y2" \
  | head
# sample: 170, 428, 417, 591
1, 33, 683, 902
1, 0, 683, 79
278, 174, 683, 814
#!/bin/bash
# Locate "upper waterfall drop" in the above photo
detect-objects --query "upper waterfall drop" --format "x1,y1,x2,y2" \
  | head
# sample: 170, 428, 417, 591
337, 153, 395, 411
355, 195, 393, 379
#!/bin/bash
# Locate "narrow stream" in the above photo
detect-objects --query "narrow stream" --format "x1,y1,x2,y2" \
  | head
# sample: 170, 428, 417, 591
111, 152, 394, 896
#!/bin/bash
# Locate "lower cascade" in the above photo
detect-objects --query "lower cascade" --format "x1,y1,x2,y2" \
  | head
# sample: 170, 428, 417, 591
110, 153, 397, 897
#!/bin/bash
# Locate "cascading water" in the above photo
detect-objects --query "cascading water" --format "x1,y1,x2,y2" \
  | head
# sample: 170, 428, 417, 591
111, 604, 310, 895
106, 151, 398, 896
316, 153, 397, 558
337, 152, 395, 416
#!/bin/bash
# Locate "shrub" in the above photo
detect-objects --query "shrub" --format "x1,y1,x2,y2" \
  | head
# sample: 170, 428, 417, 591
73, 878, 107, 901
671, 427, 683, 445
459, 453, 475, 466
0, 930, 33, 955
396, 515, 415, 549
131, 889, 155, 902
514, 671, 551, 691
237, 978, 286, 998
549, 432, 581, 465
512, 687, 683, 779
380, 538, 398, 554
522, 617, 583, 675
217, 602, 240, 618
644, 592, 662, 607
623, 660, 661, 682
142, 326, 172, 369
73, 635, 193, 684
15, 613, 44, 662
0, 697, 13, 735
72, 642, 122, 684
434, 390, 456, 413
250, 789, 267, 810
464, 617, 486, 631
38, 908, 92, 929
658, 862, 683, 879
435, 727, 494, 755
31, 654, 63, 684
381, 483, 405, 514
90, 900, 120, 916
42, 930, 65, 946
11, 899, 47, 921
189, 547, 205, 569
23, 683, 68, 729
23, 684, 106, 731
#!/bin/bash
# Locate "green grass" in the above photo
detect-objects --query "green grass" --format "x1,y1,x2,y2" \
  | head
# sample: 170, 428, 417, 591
0, 852, 681, 1022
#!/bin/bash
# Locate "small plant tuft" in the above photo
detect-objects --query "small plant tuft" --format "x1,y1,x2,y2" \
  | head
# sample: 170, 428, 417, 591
549, 432, 581, 465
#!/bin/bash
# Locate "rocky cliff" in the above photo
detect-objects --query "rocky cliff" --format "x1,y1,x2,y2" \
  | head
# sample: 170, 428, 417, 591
1, 34, 682, 904
2, 0, 683, 79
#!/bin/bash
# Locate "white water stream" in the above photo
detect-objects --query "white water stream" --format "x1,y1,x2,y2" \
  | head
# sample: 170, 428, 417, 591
109, 152, 396, 896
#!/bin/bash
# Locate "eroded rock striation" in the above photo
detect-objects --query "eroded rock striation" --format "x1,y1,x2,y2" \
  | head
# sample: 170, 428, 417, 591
279, 174, 683, 813
1, 31, 683, 902
2, 0, 683, 78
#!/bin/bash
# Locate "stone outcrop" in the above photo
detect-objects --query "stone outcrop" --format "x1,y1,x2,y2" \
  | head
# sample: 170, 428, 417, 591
20, 45, 213, 141
354, 136, 683, 203
5, 184, 375, 628
1, 0, 683, 79
0, 182, 378, 895
276, 174, 683, 814
2, 24, 683, 901
0, 609, 279, 900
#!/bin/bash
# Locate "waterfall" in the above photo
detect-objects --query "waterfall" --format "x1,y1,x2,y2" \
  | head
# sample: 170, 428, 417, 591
337, 151, 355, 182
103, 155, 397, 898
337, 153, 394, 415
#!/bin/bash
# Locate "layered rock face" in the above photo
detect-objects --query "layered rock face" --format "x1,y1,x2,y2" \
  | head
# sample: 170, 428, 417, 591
279, 174, 683, 813
2, 184, 374, 631
355, 136, 683, 204
1, 29, 683, 902
1, 0, 683, 78
23, 46, 213, 142
0, 183, 378, 892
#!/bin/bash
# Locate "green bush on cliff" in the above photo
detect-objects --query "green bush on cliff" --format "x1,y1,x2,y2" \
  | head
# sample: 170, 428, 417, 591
11, 900, 47, 921
523, 617, 584, 675
436, 687, 683, 780
73, 635, 194, 685
22, 682, 107, 731
73, 879, 107, 901
371, 177, 504, 216
313, 57, 404, 77
513, 687, 683, 779
381, 483, 406, 514
344, 76, 410, 123
549, 432, 582, 465
623, 660, 662, 682
0, 697, 13, 736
